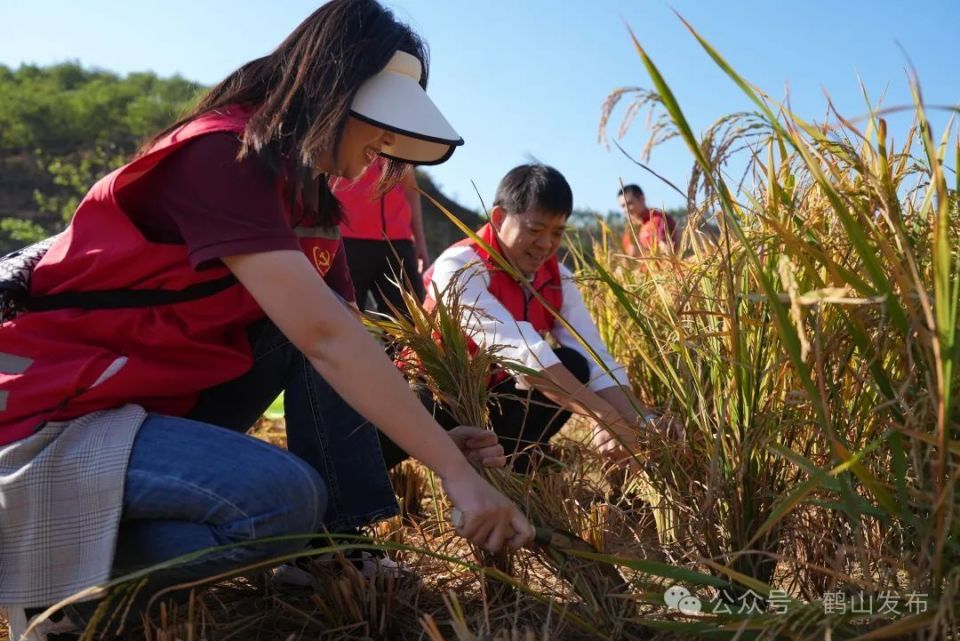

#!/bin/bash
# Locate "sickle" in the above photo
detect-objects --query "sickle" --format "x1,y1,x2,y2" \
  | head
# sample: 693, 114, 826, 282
451, 508, 628, 589
534, 525, 595, 552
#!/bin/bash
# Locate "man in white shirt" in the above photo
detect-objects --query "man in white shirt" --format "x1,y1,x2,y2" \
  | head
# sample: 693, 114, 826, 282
380, 164, 671, 472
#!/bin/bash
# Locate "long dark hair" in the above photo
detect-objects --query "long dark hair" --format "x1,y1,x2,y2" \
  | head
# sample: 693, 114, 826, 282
143, 0, 428, 226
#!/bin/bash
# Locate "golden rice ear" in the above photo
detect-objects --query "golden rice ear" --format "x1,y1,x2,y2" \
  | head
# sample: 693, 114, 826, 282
369, 267, 506, 428
337, 21, 960, 635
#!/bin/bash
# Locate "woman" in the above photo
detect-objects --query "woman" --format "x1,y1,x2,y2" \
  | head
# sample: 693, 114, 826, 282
0, 0, 532, 633
334, 157, 430, 315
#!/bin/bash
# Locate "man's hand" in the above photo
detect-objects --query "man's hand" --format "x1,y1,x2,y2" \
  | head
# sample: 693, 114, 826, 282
590, 416, 639, 465
640, 411, 684, 443
591, 410, 684, 467
448, 425, 507, 468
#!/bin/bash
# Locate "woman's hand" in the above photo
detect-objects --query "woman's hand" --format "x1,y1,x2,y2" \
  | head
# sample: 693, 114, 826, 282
447, 425, 507, 468
441, 464, 534, 552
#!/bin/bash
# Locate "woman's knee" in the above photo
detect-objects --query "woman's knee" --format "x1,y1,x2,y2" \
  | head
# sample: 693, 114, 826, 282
129, 418, 327, 538
241, 451, 327, 560
275, 455, 327, 536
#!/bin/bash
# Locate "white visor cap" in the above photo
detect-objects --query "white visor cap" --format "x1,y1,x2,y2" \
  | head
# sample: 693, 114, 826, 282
349, 50, 463, 165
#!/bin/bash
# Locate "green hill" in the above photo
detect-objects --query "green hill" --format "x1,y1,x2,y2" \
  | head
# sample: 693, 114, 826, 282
414, 171, 483, 258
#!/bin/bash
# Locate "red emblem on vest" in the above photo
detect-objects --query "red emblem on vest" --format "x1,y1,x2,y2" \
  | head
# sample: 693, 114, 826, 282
0, 106, 343, 444
313, 247, 332, 273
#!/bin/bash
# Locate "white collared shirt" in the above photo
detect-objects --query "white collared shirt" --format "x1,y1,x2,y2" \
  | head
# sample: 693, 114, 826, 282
429, 244, 629, 392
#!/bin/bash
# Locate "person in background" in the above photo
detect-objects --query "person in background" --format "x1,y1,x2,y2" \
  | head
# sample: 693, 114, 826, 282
334, 156, 429, 312
380, 164, 678, 472
617, 184, 680, 257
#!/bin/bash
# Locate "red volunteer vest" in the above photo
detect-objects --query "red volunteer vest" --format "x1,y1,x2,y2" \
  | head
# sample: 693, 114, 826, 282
621, 208, 678, 253
421, 223, 563, 386
334, 158, 413, 241
0, 107, 341, 444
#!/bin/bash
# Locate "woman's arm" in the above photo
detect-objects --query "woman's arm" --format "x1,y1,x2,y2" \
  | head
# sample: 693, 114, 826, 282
402, 170, 429, 269
223, 249, 532, 551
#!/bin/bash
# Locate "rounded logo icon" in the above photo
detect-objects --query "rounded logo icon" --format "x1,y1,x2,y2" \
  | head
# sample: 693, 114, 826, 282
313, 247, 332, 273
677, 595, 703, 614
664, 585, 691, 609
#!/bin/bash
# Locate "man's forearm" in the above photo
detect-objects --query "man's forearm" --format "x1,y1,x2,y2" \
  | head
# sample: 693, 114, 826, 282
526, 363, 622, 425
596, 386, 657, 423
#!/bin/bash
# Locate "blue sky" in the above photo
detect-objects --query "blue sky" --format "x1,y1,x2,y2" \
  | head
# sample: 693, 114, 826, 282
1, 1, 957, 215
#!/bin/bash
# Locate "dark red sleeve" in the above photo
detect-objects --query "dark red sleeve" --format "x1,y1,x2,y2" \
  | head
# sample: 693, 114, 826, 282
324, 238, 356, 303
118, 133, 300, 270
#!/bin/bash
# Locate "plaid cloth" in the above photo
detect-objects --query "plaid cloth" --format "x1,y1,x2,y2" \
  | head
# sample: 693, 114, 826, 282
0, 404, 145, 607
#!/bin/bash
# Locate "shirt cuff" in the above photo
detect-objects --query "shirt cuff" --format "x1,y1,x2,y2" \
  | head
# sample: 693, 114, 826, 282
587, 363, 631, 393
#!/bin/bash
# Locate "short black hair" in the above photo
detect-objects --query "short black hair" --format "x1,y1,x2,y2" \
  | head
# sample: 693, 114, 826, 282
493, 164, 573, 217
618, 184, 643, 198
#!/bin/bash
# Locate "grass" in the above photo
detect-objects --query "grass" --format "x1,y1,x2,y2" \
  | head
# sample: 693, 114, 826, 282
11, 14, 959, 641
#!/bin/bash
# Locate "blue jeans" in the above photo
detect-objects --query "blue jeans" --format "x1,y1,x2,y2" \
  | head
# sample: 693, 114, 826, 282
113, 318, 398, 585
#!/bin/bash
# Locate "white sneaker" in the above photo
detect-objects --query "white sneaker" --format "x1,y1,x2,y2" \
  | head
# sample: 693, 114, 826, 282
270, 560, 321, 590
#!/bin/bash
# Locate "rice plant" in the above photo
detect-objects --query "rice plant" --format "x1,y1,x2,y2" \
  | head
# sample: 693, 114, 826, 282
12, 14, 958, 641
575, 17, 960, 640
369, 276, 642, 635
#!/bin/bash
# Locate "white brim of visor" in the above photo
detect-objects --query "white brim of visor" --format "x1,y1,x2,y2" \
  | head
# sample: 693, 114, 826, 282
349, 51, 463, 166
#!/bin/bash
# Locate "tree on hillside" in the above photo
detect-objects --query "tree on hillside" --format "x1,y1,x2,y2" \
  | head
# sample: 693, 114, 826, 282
0, 62, 203, 251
